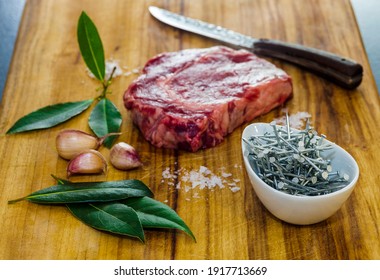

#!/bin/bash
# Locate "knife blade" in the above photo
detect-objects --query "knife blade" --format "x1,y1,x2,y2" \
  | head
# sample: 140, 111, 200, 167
149, 6, 363, 89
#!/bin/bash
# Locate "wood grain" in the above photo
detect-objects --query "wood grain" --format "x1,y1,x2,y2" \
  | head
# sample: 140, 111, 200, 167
0, 0, 379, 260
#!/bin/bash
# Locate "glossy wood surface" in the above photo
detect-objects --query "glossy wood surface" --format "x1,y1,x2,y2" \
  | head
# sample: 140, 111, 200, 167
0, 0, 379, 260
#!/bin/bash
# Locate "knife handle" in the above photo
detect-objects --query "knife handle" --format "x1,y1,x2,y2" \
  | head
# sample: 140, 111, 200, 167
252, 39, 363, 89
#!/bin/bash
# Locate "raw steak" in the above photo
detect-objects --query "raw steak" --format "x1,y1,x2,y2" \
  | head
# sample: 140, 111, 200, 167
124, 46, 292, 152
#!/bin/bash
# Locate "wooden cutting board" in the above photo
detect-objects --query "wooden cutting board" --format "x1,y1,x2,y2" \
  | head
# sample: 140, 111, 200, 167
0, 0, 379, 260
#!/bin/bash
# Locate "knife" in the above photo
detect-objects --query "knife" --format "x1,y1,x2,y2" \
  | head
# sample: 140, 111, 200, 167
149, 6, 363, 89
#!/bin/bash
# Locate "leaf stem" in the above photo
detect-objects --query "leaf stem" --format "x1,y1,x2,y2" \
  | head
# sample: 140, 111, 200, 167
98, 66, 117, 99
8, 197, 27, 204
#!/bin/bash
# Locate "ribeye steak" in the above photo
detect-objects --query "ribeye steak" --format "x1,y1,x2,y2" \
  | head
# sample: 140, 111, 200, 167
124, 46, 292, 152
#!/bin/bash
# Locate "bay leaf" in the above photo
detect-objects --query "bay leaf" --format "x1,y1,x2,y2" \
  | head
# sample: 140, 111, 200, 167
67, 202, 145, 242
8, 179, 153, 204
6, 99, 93, 134
123, 197, 196, 241
89, 98, 122, 148
77, 11, 105, 81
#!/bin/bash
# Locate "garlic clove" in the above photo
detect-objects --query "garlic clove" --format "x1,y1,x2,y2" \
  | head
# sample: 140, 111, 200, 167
110, 142, 142, 170
67, 149, 107, 177
56, 130, 99, 160
56, 130, 122, 160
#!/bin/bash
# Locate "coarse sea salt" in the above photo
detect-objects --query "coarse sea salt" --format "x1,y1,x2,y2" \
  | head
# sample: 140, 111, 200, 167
160, 165, 242, 200
274, 110, 312, 129
86, 59, 140, 79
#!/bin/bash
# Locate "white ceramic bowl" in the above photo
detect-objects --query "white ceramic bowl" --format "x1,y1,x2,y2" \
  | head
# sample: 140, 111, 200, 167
242, 123, 359, 225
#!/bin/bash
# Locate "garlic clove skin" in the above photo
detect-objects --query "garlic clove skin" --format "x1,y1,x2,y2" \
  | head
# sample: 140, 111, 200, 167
56, 130, 99, 160
67, 149, 107, 177
110, 142, 142, 170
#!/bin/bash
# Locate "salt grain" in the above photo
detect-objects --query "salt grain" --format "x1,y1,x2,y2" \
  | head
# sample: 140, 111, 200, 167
193, 193, 201, 199
162, 167, 172, 179
222, 172, 232, 178
229, 187, 241, 193
131, 67, 141, 74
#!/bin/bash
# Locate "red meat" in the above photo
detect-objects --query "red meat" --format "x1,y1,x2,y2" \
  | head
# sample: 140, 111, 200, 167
124, 46, 292, 152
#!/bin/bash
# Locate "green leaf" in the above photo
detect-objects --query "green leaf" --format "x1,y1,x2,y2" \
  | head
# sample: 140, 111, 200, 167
124, 197, 196, 241
8, 179, 153, 204
67, 202, 145, 242
6, 99, 93, 134
77, 11, 105, 81
89, 98, 122, 148
54, 176, 145, 241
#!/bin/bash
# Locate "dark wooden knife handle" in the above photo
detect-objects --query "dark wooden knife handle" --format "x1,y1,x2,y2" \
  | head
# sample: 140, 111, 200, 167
252, 38, 363, 89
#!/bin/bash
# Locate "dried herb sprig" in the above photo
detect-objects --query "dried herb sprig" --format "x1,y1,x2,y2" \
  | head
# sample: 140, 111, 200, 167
6, 11, 122, 148
244, 116, 350, 196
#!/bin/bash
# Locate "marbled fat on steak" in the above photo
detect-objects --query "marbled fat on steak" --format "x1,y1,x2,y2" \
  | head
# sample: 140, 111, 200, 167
123, 46, 292, 152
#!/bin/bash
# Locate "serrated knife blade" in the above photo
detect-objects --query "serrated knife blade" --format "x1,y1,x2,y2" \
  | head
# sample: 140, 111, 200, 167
149, 6, 363, 89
